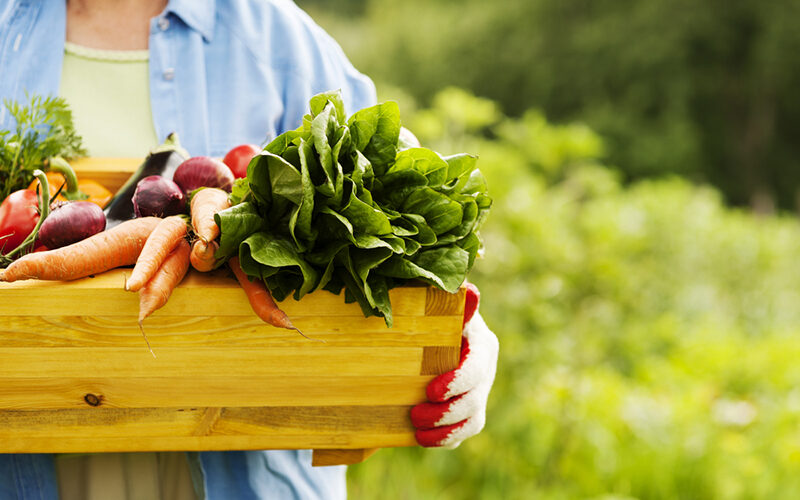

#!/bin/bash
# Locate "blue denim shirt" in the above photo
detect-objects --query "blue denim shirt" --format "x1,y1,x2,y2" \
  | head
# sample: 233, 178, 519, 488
0, 0, 377, 156
0, 0, 377, 498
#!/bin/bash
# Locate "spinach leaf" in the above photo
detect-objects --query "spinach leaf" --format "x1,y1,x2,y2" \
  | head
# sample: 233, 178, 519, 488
216, 90, 491, 325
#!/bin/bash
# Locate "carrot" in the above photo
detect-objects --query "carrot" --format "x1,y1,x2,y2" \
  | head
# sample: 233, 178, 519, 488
229, 256, 296, 331
138, 239, 191, 356
190, 239, 218, 272
190, 187, 230, 243
126, 215, 187, 292
0, 217, 160, 282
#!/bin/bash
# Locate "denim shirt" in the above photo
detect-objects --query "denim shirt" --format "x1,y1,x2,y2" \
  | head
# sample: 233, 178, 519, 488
0, 0, 377, 498
0, 0, 377, 156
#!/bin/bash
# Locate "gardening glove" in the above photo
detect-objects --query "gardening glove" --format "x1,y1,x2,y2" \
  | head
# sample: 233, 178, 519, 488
410, 283, 499, 448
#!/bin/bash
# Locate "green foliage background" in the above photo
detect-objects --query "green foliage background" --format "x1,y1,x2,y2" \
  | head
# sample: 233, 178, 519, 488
290, 1, 800, 498
300, 0, 800, 209
343, 87, 800, 500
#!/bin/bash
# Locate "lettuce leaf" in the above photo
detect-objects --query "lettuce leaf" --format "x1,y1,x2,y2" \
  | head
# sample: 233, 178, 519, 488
216, 91, 491, 326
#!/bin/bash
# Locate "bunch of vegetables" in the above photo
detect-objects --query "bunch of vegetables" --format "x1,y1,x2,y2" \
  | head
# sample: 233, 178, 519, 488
0, 132, 285, 351
216, 91, 491, 326
1, 90, 491, 350
0, 95, 112, 262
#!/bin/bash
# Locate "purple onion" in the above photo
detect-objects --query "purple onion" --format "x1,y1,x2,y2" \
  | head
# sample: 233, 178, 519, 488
172, 156, 235, 194
38, 201, 106, 249
133, 175, 187, 217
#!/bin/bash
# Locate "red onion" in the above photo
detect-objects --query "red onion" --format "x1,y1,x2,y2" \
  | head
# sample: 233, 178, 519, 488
172, 156, 235, 193
38, 201, 106, 249
133, 175, 187, 217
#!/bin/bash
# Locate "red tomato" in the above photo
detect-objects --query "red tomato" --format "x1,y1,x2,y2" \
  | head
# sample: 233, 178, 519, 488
0, 190, 40, 253
223, 144, 261, 179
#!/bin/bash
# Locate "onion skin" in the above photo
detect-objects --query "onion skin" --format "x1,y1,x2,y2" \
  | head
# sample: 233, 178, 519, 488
173, 156, 235, 193
133, 175, 187, 218
38, 201, 106, 249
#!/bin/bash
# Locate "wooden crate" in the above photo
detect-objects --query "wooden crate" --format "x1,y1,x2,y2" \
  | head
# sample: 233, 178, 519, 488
0, 159, 465, 466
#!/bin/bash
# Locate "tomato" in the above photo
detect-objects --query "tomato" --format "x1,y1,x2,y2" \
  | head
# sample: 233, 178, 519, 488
223, 144, 260, 179
0, 190, 40, 253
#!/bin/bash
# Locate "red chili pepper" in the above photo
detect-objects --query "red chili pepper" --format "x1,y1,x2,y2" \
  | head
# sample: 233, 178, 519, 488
0, 190, 40, 254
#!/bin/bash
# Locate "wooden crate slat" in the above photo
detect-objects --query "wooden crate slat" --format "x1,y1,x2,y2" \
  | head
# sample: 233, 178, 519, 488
0, 270, 428, 317
0, 434, 417, 454
312, 448, 379, 466
0, 405, 417, 452
0, 376, 432, 410
0, 406, 412, 437
0, 315, 461, 347
0, 347, 424, 377
72, 157, 141, 192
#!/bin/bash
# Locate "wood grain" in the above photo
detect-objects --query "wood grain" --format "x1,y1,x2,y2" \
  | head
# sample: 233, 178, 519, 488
312, 448, 379, 466
0, 269, 427, 317
425, 287, 466, 316
0, 347, 424, 377
0, 406, 415, 452
420, 345, 461, 375
0, 315, 461, 347
0, 376, 432, 409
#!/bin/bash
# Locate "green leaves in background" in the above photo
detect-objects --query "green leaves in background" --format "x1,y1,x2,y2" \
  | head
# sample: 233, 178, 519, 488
0, 94, 86, 200
216, 91, 490, 325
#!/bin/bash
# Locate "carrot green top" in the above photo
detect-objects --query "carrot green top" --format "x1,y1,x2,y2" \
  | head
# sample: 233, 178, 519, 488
59, 42, 159, 158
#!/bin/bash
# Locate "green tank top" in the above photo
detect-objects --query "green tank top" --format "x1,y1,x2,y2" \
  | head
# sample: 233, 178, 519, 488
59, 41, 159, 157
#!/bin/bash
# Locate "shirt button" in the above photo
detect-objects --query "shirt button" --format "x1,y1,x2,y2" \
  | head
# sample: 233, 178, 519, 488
158, 17, 170, 31
163, 68, 175, 81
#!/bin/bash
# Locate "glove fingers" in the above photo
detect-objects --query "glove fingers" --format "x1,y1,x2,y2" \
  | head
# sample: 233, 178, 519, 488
411, 399, 453, 429
415, 412, 486, 449
411, 389, 485, 429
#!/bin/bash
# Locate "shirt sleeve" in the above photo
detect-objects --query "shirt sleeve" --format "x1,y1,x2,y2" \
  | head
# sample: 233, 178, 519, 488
271, 2, 378, 133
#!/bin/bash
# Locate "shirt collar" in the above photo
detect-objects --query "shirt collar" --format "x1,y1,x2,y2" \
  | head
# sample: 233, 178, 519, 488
164, 0, 216, 41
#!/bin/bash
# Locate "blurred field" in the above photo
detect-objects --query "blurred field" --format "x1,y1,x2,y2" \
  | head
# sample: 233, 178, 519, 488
291, 1, 800, 497
342, 89, 800, 499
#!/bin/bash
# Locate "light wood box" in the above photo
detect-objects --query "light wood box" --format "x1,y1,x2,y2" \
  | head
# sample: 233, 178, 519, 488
0, 158, 465, 466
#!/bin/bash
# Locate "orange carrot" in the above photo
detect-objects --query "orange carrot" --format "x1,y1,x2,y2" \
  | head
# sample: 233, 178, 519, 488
126, 215, 187, 292
229, 256, 296, 330
0, 217, 160, 282
138, 239, 191, 356
190, 187, 230, 243
190, 239, 218, 272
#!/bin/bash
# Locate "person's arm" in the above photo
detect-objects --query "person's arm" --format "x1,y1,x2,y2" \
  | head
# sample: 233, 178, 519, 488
274, 3, 377, 132
411, 283, 499, 448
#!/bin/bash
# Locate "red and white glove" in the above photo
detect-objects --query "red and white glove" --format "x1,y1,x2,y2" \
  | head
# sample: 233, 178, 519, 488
411, 283, 499, 448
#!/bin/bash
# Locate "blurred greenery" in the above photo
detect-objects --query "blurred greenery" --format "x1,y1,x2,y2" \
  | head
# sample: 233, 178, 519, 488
299, 0, 800, 209
341, 88, 800, 498
290, 1, 800, 497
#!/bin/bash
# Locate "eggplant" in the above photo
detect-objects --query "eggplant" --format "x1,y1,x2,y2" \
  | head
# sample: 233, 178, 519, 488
103, 133, 190, 229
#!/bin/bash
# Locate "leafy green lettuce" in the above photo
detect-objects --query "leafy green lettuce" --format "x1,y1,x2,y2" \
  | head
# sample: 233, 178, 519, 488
215, 91, 491, 326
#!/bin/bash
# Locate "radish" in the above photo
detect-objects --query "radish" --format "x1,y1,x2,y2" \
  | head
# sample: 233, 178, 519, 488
172, 156, 235, 193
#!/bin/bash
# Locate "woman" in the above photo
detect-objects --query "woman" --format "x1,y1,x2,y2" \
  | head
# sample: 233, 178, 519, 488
0, 1, 498, 498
